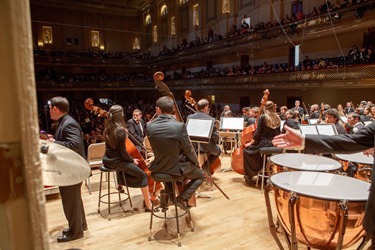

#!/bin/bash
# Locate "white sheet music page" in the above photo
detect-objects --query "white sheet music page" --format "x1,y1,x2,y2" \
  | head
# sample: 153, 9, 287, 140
299, 125, 318, 135
186, 119, 213, 138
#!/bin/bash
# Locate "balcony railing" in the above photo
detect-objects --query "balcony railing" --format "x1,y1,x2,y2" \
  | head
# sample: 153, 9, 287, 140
36, 64, 375, 91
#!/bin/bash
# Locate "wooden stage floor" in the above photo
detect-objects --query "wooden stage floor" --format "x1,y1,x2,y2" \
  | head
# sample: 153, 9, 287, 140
45, 154, 371, 250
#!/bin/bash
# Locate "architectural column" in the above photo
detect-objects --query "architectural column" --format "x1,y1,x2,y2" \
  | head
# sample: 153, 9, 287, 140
0, 0, 48, 249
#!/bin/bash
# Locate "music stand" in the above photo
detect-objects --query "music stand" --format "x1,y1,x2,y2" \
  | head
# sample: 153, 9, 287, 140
186, 118, 215, 198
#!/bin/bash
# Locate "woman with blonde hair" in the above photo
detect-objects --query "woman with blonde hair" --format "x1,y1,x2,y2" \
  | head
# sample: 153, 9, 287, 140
243, 100, 281, 185
102, 105, 152, 212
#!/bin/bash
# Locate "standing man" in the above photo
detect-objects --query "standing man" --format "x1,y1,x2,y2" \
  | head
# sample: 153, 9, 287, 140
291, 100, 304, 119
187, 99, 221, 174
146, 96, 204, 210
126, 108, 146, 153
48, 96, 87, 242
272, 123, 375, 248
221, 105, 231, 117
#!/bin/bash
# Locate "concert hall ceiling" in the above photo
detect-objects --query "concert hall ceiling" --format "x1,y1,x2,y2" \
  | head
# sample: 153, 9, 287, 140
30, 0, 156, 16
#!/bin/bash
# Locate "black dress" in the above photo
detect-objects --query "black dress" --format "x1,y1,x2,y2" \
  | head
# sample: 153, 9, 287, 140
243, 115, 280, 179
102, 128, 148, 188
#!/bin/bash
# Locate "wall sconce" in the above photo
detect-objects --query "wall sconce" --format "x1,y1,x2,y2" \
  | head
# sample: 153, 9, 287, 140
100, 45, 105, 50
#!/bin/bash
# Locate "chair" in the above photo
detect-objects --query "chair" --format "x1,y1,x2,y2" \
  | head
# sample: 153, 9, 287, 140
97, 166, 133, 221
148, 172, 194, 247
85, 142, 105, 194
257, 147, 282, 193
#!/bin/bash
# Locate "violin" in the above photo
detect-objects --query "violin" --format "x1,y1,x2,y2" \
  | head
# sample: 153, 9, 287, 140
84, 98, 162, 194
184, 89, 222, 175
231, 89, 270, 175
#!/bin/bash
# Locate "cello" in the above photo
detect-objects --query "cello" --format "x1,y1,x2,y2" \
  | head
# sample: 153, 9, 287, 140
184, 90, 222, 175
231, 89, 270, 175
84, 98, 163, 194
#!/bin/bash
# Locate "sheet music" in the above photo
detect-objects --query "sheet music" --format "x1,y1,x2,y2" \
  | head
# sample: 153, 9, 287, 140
187, 119, 213, 138
220, 117, 244, 131
308, 119, 319, 124
299, 124, 318, 135
317, 124, 337, 135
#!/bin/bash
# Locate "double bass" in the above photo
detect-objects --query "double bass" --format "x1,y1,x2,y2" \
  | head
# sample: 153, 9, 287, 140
84, 98, 163, 194
184, 90, 222, 175
231, 89, 270, 175
154, 73, 229, 201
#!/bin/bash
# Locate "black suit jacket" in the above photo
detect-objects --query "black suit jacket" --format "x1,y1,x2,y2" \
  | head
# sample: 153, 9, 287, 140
126, 118, 145, 150
305, 122, 375, 233
54, 114, 86, 159
187, 111, 221, 155
146, 114, 199, 176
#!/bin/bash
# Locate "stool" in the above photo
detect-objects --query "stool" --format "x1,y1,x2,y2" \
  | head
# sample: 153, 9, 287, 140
148, 172, 194, 247
257, 147, 282, 193
97, 166, 133, 221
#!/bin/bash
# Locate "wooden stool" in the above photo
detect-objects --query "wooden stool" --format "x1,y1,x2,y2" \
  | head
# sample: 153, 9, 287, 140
97, 166, 133, 221
148, 172, 194, 247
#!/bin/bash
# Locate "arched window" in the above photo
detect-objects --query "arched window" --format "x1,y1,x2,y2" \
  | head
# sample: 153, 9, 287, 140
222, 0, 230, 14
193, 4, 199, 26
171, 16, 176, 35
153, 26, 158, 43
161, 4, 168, 16
145, 14, 152, 25
133, 36, 140, 50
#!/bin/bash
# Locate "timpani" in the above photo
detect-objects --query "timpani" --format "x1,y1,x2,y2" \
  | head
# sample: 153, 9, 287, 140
335, 152, 373, 182
264, 171, 370, 250
270, 153, 342, 173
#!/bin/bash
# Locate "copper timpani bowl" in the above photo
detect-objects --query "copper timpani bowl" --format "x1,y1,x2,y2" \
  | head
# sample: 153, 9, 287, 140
270, 153, 342, 174
335, 152, 374, 182
270, 172, 370, 249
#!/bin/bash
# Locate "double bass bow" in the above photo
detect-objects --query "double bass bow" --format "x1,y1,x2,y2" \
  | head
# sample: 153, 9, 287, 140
84, 98, 162, 194
231, 89, 270, 175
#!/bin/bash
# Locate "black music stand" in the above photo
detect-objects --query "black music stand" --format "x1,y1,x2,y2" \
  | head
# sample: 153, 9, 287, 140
186, 118, 215, 198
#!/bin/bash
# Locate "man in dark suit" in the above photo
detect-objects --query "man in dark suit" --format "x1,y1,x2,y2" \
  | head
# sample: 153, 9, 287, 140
48, 96, 87, 242
187, 98, 221, 174
291, 100, 305, 119
126, 108, 146, 153
146, 96, 204, 210
272, 123, 375, 248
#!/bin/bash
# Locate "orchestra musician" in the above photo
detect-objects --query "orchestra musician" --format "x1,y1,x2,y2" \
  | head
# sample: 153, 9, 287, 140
146, 96, 204, 210
308, 104, 320, 119
281, 110, 300, 133
291, 100, 304, 118
344, 101, 355, 115
126, 109, 146, 153
246, 106, 260, 126
243, 101, 280, 185
48, 96, 88, 242
102, 105, 152, 212
187, 98, 221, 175
323, 108, 347, 134
346, 112, 365, 134
272, 124, 375, 249
221, 105, 231, 117
278, 106, 288, 120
